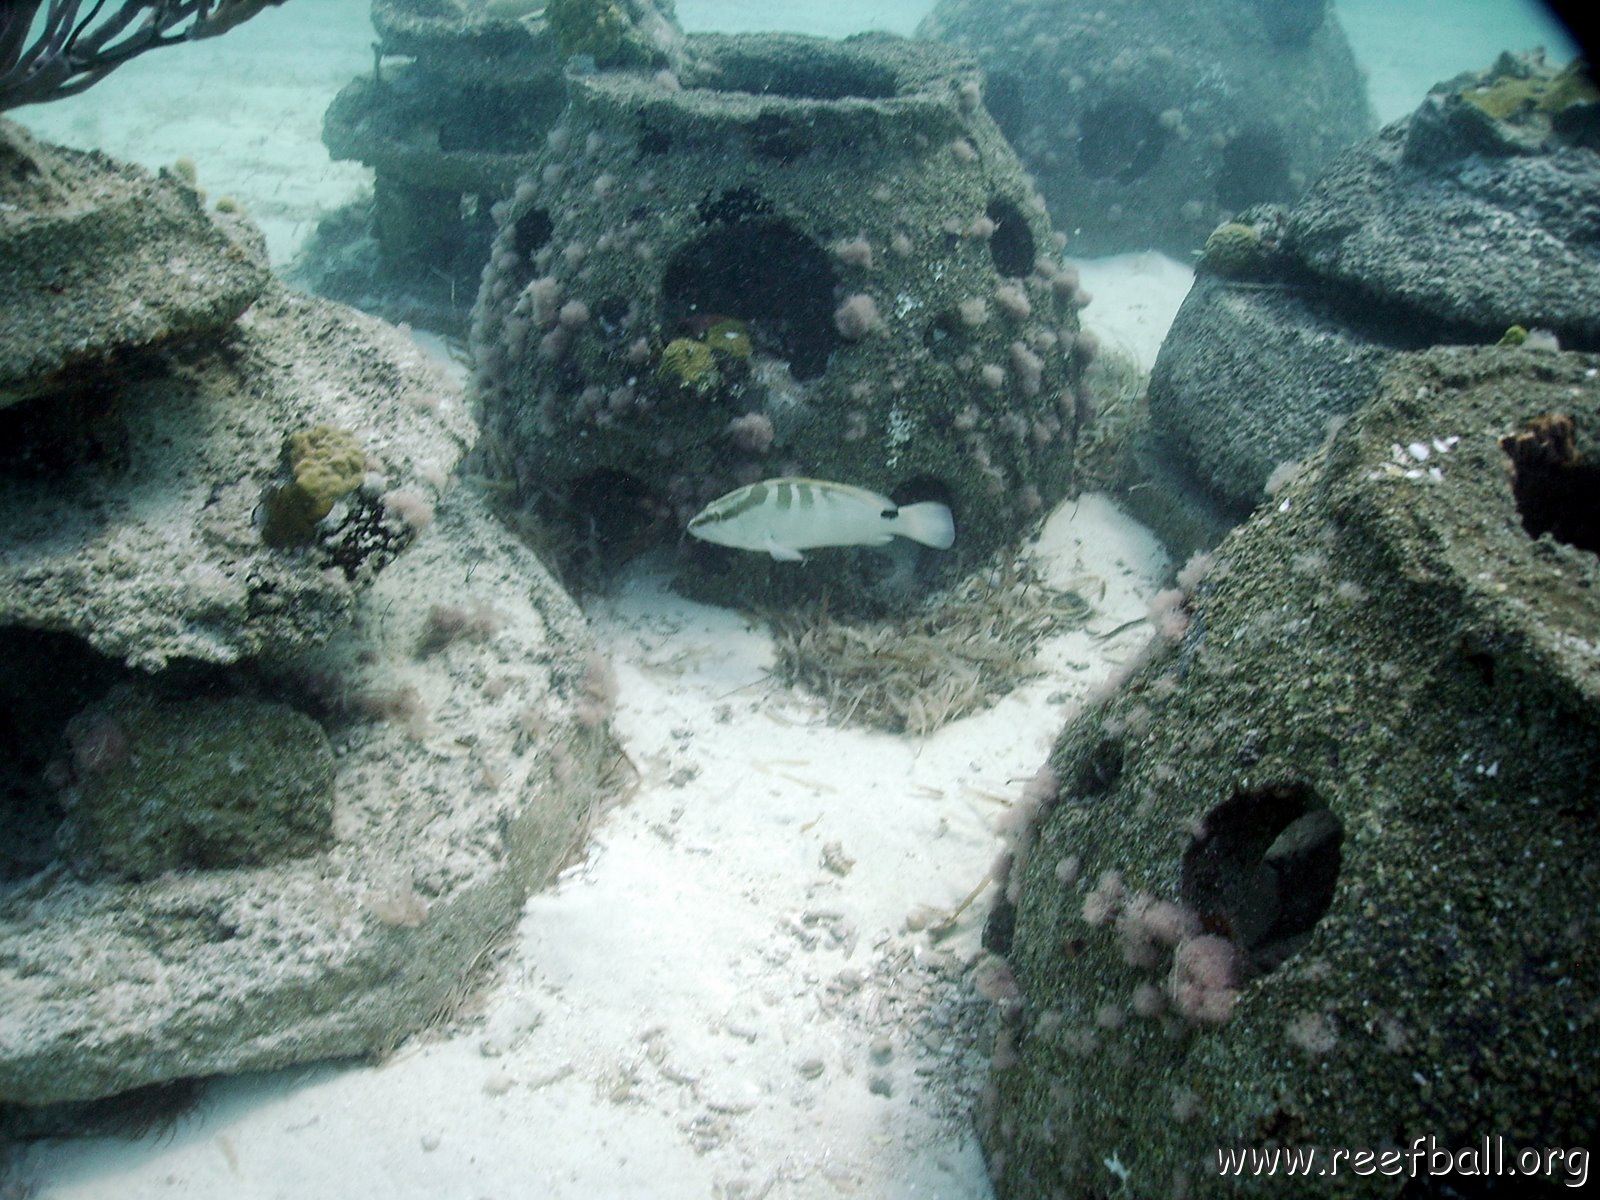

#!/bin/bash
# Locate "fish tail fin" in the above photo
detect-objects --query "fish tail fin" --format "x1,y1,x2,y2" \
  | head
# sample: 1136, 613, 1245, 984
893, 501, 955, 550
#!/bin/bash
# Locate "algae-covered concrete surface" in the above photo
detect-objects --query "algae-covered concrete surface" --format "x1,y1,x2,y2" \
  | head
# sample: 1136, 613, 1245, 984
987, 346, 1600, 1197
472, 32, 1084, 610
917, 0, 1374, 258
0, 119, 269, 411
0, 487, 615, 1111
55, 693, 337, 882
1146, 48, 1600, 528
0, 281, 471, 670
0, 106, 618, 1121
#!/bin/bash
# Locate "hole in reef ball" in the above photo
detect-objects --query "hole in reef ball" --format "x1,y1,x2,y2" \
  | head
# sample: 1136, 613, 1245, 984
984, 196, 1037, 278
1180, 781, 1343, 974
1215, 127, 1292, 211
0, 629, 130, 884
1500, 412, 1600, 557
514, 206, 554, 261
1076, 99, 1168, 184
1071, 736, 1125, 799
566, 469, 667, 560
661, 213, 838, 380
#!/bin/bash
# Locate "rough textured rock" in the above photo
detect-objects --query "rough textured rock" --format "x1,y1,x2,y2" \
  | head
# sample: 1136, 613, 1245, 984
311, 0, 681, 332
0, 279, 472, 670
0, 486, 615, 1111
0, 119, 270, 410
0, 124, 611, 1124
916, 0, 1373, 257
1145, 270, 1420, 523
1142, 52, 1600, 532
371, 0, 682, 66
1290, 54, 1600, 343
472, 31, 1084, 610
983, 346, 1600, 1198
56, 692, 336, 883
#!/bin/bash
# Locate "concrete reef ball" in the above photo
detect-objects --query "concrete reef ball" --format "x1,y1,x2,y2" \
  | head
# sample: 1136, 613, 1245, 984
471, 31, 1087, 610
982, 345, 1600, 1199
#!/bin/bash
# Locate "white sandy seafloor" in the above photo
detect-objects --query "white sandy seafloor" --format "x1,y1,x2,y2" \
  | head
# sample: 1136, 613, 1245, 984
2, 1, 1579, 1197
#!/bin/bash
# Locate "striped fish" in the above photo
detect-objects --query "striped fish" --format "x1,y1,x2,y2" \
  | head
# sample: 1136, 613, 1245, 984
687, 477, 955, 562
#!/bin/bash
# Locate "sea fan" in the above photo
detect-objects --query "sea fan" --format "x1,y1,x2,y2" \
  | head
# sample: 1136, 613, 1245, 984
1, 0, 285, 110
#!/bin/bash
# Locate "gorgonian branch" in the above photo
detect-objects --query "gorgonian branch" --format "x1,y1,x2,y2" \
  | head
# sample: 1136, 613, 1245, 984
0, 0, 289, 111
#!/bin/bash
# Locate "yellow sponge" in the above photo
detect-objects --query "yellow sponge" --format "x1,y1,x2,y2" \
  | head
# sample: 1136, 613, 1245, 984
261, 425, 365, 548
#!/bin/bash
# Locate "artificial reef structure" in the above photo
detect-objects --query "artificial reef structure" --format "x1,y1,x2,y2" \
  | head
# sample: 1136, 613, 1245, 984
1137, 52, 1600, 555
470, 31, 1090, 610
980, 344, 1600, 1197
0, 119, 612, 1126
916, 0, 1374, 257
313, 0, 683, 333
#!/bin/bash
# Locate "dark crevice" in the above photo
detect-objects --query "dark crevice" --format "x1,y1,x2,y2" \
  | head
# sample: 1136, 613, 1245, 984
0, 630, 132, 883
564, 469, 668, 565
1077, 99, 1168, 184
661, 219, 838, 379
985, 196, 1036, 277
1071, 737, 1125, 798
1180, 781, 1344, 974
1216, 127, 1292, 210
685, 47, 900, 101
1501, 412, 1600, 555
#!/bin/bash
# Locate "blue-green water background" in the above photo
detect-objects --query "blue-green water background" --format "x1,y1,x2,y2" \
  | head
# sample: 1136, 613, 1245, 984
681, 0, 1577, 124
9, 0, 1582, 269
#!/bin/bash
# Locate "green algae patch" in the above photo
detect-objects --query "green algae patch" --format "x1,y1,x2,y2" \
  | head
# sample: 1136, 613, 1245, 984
656, 337, 718, 393
546, 0, 656, 68
58, 690, 335, 882
1461, 54, 1598, 122
1197, 221, 1263, 278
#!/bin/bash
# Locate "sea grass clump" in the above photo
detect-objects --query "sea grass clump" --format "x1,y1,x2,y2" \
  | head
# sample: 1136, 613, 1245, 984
770, 561, 1096, 736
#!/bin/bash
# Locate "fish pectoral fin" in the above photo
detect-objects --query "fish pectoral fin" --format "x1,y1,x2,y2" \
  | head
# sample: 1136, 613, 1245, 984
763, 532, 805, 562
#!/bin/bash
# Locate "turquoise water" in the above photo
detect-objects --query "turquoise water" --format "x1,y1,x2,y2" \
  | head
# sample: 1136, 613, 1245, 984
6, 0, 1580, 264
677, 0, 1577, 120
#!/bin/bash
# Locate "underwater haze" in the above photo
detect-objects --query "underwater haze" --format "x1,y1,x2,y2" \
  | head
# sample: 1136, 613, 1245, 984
4, 1, 1580, 260
1, 1, 1595, 1199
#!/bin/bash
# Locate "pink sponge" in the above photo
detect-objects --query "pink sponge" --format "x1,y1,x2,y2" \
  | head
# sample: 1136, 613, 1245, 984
1169, 934, 1243, 1026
